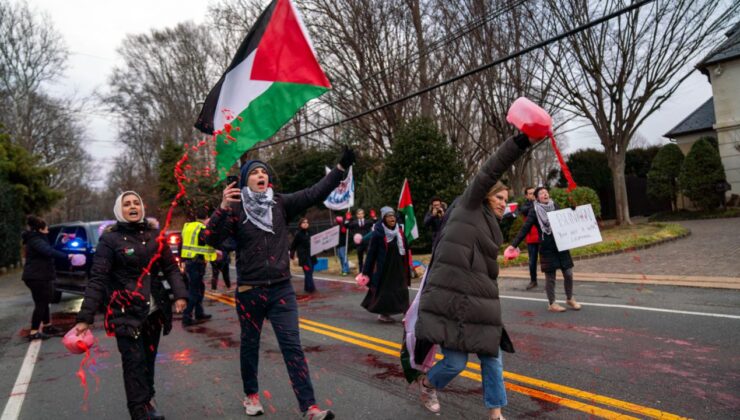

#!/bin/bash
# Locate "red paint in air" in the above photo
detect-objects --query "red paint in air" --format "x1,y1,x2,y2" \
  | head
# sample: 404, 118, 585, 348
549, 135, 577, 192
263, 390, 272, 400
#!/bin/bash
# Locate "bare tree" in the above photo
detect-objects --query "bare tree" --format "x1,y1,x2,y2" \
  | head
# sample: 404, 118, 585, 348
0, 0, 97, 218
103, 21, 217, 207
543, 0, 739, 224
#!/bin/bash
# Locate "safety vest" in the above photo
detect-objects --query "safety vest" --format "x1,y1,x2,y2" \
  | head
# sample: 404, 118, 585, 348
181, 222, 217, 261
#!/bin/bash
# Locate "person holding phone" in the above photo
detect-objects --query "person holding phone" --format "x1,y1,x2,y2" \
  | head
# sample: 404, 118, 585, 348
205, 147, 355, 419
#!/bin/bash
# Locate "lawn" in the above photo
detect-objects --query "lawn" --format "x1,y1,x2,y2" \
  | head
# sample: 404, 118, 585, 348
300, 223, 689, 276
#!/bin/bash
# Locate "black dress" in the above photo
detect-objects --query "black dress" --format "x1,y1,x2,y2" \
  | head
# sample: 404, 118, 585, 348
361, 238, 410, 315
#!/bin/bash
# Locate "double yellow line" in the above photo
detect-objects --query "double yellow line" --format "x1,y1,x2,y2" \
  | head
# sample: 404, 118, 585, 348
205, 290, 688, 419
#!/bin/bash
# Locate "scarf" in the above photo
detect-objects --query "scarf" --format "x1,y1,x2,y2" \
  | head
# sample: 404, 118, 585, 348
241, 187, 276, 234
382, 222, 406, 256
113, 191, 145, 223
534, 200, 556, 236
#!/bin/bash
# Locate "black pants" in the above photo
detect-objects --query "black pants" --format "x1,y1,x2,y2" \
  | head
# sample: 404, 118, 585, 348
115, 311, 164, 416
25, 281, 52, 330
210, 253, 231, 289
357, 244, 366, 272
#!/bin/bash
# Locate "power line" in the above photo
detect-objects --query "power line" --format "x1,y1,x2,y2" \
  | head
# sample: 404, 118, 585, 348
252, 0, 655, 151
284, 0, 530, 130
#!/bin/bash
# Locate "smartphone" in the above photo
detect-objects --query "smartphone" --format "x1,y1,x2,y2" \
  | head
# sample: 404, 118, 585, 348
226, 175, 238, 186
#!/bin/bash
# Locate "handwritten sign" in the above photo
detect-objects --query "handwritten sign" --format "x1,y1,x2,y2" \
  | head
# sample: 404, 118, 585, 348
310, 225, 340, 256
549, 204, 602, 251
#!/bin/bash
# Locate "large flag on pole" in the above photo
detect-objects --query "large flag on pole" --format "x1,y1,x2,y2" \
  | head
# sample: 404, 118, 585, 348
194, 0, 331, 179
398, 179, 419, 243
323, 166, 354, 210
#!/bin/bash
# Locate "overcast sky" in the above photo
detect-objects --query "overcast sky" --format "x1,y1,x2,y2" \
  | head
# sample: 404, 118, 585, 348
29, 0, 713, 184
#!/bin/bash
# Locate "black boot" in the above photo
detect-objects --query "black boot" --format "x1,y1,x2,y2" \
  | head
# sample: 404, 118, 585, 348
526, 281, 538, 290
129, 404, 150, 420
146, 401, 165, 420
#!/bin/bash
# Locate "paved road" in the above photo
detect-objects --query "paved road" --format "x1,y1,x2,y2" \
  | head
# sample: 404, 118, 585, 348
1, 270, 738, 419
574, 218, 740, 277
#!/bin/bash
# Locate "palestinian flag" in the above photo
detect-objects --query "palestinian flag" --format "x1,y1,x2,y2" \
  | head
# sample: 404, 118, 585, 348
398, 179, 419, 243
194, 0, 331, 178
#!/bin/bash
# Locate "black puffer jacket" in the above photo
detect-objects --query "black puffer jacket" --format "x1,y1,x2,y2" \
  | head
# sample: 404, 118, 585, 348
76, 220, 188, 336
290, 229, 316, 268
416, 134, 531, 357
206, 167, 344, 286
21, 230, 67, 283
511, 204, 574, 273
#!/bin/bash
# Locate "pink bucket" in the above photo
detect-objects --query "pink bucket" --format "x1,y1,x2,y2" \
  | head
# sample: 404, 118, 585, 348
506, 97, 552, 139
63, 328, 95, 354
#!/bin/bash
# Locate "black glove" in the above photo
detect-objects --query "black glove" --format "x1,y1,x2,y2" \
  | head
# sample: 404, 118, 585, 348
339, 146, 356, 169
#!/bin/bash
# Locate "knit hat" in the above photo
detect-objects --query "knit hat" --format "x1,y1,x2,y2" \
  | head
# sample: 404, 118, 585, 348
239, 160, 270, 189
114, 191, 145, 223
380, 206, 395, 219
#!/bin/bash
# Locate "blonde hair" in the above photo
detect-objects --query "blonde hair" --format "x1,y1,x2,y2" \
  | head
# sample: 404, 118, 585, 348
486, 181, 509, 199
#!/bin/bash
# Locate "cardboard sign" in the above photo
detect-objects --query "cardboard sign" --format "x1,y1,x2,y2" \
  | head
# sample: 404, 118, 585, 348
310, 225, 340, 256
549, 204, 602, 251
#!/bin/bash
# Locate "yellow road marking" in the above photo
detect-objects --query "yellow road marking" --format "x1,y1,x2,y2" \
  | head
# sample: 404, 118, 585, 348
204, 291, 688, 419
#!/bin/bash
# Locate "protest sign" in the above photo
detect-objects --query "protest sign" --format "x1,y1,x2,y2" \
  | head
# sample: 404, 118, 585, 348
549, 204, 602, 251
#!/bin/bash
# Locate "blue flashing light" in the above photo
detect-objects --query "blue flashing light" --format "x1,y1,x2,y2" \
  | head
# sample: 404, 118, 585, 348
70, 241, 80, 248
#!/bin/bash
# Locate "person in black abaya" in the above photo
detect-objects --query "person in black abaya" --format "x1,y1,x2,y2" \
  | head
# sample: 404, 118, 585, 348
359, 206, 410, 323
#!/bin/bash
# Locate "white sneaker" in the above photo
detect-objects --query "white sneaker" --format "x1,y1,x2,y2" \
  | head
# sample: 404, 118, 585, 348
303, 404, 334, 419
243, 394, 264, 416
417, 375, 441, 413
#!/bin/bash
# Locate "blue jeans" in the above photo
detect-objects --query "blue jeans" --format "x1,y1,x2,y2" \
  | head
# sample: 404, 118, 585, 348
183, 259, 205, 319
427, 347, 507, 409
527, 243, 540, 283
235, 281, 316, 412
337, 246, 349, 273
303, 265, 315, 292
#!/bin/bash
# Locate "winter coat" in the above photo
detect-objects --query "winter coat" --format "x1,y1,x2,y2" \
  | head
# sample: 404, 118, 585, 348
511, 204, 574, 273
423, 201, 448, 245
76, 220, 188, 337
415, 134, 531, 357
290, 229, 316, 268
206, 167, 344, 287
347, 218, 373, 250
361, 221, 412, 288
21, 230, 67, 283
519, 200, 540, 244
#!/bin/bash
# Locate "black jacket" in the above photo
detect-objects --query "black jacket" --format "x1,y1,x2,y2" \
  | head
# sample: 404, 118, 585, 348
347, 218, 373, 249
511, 204, 574, 272
416, 135, 531, 356
206, 167, 344, 287
290, 229, 316, 268
76, 220, 188, 336
21, 230, 67, 283
362, 221, 411, 288
423, 202, 448, 245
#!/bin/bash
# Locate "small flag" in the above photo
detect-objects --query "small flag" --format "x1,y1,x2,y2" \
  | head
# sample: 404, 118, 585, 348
195, 0, 331, 179
398, 179, 418, 243
324, 166, 354, 210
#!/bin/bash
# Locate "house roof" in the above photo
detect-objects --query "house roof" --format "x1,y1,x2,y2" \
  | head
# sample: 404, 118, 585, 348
697, 21, 740, 74
664, 98, 715, 138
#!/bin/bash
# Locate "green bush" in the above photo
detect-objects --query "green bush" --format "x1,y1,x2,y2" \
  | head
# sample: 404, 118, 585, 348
679, 138, 726, 210
549, 186, 602, 217
380, 117, 465, 252
0, 179, 22, 268
647, 144, 684, 210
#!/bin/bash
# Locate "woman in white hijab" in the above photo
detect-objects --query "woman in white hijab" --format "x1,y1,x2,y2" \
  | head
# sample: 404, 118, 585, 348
73, 191, 188, 420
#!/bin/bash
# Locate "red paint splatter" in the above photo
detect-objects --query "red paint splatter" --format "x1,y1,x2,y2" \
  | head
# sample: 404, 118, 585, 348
325, 398, 333, 407
263, 390, 272, 400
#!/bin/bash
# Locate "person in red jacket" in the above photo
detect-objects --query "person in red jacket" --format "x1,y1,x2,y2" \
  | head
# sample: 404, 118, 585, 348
520, 187, 540, 290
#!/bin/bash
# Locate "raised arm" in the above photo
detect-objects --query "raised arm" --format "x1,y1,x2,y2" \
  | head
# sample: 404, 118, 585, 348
459, 134, 531, 210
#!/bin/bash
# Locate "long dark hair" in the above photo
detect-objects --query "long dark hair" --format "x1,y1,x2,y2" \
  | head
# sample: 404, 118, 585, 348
26, 215, 47, 231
